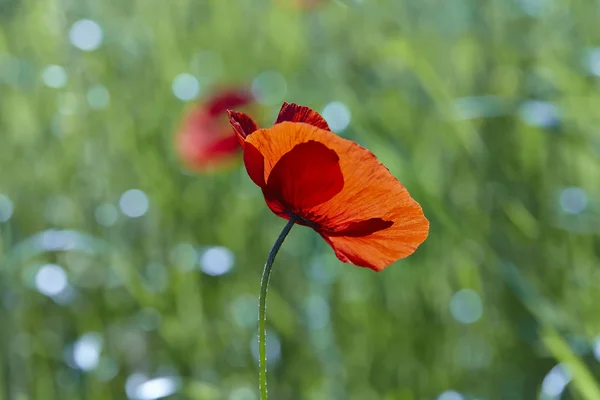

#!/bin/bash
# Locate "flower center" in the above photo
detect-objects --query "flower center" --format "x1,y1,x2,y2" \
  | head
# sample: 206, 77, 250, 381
287, 211, 320, 229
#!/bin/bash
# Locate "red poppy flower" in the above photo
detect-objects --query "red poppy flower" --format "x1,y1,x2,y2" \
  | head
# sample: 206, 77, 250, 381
228, 103, 429, 271
176, 88, 254, 170
274, 0, 323, 10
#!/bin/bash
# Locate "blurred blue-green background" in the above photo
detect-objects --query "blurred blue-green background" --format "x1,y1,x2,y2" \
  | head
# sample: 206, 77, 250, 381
2, 0, 600, 399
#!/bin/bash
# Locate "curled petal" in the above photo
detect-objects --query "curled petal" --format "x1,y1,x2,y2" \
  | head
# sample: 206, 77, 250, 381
228, 111, 260, 148
266, 141, 344, 210
276, 102, 330, 131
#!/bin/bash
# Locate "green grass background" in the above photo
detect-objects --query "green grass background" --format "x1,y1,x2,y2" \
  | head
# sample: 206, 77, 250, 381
2, 0, 600, 399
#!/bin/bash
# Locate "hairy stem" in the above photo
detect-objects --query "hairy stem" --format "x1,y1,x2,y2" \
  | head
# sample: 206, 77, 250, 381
258, 217, 296, 400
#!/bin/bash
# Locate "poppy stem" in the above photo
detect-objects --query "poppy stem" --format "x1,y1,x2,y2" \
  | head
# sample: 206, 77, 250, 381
258, 216, 297, 400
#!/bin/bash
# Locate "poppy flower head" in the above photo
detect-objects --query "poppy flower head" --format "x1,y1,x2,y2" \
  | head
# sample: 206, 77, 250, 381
273, 0, 324, 11
229, 103, 429, 271
176, 88, 254, 170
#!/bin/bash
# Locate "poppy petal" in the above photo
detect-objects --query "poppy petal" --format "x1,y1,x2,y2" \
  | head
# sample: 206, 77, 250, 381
206, 135, 240, 156
228, 111, 260, 147
176, 109, 241, 169
207, 89, 252, 116
266, 140, 344, 210
243, 142, 266, 187
320, 219, 428, 271
319, 234, 350, 263
275, 102, 330, 131
262, 188, 289, 219
324, 218, 393, 237
245, 121, 429, 270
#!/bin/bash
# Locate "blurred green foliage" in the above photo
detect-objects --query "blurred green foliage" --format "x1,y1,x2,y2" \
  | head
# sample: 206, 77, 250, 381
2, 0, 600, 399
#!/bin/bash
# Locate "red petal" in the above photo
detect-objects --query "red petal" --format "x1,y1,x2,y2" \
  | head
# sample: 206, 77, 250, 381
321, 220, 428, 271
266, 141, 344, 210
176, 109, 239, 169
205, 135, 239, 156
207, 89, 252, 116
319, 234, 350, 262
228, 111, 260, 148
275, 102, 330, 131
243, 142, 266, 187
263, 188, 289, 218
324, 218, 393, 237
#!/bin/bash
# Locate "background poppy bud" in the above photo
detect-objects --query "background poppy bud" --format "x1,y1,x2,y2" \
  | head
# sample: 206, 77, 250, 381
175, 88, 254, 171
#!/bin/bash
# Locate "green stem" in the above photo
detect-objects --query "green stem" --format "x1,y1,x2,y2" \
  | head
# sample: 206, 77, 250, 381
258, 217, 297, 400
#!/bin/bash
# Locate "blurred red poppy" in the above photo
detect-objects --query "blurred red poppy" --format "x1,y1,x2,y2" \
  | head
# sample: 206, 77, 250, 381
176, 88, 254, 170
229, 103, 429, 271
274, 0, 323, 10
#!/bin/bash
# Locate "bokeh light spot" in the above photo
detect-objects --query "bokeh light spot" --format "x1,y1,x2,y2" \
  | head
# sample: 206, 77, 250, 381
517, 0, 547, 16
52, 284, 77, 305
200, 246, 234, 276
593, 337, 600, 361
39, 229, 79, 252
69, 19, 103, 51
584, 48, 600, 76
58, 92, 79, 116
541, 364, 571, 397
437, 391, 464, 400
322, 101, 351, 132
559, 187, 587, 214
518, 100, 559, 128
126, 373, 148, 399
42, 65, 67, 88
250, 330, 281, 366
454, 95, 504, 120
136, 308, 162, 331
96, 357, 120, 381
308, 254, 340, 284
229, 387, 257, 400
251, 71, 287, 105
87, 84, 110, 109
135, 377, 180, 400
0, 194, 14, 222
172, 73, 200, 101
231, 294, 258, 328
450, 289, 483, 324
142, 263, 168, 293
304, 295, 330, 330
95, 203, 119, 226
170, 243, 198, 270
73, 332, 103, 371
119, 189, 149, 218
35, 264, 68, 296
118, 331, 147, 363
